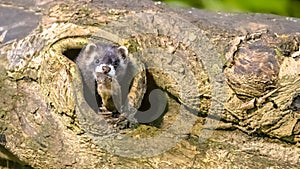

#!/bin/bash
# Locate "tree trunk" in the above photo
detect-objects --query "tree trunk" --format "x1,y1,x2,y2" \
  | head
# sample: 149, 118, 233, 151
0, 0, 300, 168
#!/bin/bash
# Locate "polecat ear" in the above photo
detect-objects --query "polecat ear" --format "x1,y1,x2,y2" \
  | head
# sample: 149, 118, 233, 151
118, 46, 128, 59
81, 43, 97, 64
84, 43, 97, 56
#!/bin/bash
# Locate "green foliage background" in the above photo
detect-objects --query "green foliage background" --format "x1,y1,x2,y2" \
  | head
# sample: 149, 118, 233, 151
157, 0, 300, 18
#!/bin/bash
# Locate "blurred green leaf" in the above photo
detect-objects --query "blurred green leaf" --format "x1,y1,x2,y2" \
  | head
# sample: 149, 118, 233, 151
156, 0, 300, 18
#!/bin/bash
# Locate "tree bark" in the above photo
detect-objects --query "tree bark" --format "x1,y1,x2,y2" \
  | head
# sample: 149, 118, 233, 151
0, 0, 300, 168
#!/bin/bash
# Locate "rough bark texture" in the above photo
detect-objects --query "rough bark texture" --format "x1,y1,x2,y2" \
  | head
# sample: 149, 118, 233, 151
0, 0, 300, 168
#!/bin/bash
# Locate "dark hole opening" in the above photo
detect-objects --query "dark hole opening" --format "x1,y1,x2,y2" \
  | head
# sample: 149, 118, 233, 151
134, 70, 168, 126
289, 95, 300, 111
63, 48, 82, 61
137, 72, 158, 112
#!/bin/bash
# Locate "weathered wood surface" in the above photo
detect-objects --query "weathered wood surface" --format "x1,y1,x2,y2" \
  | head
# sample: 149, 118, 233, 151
0, 0, 300, 168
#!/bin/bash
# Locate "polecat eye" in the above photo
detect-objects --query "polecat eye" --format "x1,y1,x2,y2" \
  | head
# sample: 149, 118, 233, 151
95, 59, 100, 64
113, 60, 120, 66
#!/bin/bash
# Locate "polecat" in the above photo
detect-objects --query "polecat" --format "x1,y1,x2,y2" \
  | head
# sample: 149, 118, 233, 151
75, 42, 128, 113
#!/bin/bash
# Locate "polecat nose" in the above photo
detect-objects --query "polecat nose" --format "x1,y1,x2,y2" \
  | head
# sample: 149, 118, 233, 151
102, 65, 111, 74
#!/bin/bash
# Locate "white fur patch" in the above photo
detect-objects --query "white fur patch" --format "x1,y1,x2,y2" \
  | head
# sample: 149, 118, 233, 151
95, 64, 116, 77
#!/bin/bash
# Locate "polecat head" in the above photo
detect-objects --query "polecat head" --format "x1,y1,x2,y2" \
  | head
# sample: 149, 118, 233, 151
81, 42, 128, 79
